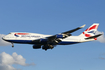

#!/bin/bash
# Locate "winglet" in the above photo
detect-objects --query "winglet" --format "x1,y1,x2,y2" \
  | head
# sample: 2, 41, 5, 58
80, 24, 86, 28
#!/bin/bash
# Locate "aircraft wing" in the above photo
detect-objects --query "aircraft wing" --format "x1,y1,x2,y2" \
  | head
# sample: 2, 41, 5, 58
61, 24, 86, 34
47, 24, 86, 38
32, 24, 86, 44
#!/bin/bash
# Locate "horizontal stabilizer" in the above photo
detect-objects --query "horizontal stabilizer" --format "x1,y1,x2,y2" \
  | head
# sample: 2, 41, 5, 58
85, 34, 102, 40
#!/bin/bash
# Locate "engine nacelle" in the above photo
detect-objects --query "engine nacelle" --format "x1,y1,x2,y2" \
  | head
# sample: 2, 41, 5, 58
33, 45, 41, 49
56, 34, 64, 38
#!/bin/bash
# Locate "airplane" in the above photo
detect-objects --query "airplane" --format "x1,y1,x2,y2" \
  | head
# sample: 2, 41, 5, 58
2, 23, 102, 51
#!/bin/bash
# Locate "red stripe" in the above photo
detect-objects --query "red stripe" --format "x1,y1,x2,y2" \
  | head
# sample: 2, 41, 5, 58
94, 38, 97, 40
15, 33, 29, 35
85, 34, 91, 37
89, 25, 97, 30
85, 28, 88, 31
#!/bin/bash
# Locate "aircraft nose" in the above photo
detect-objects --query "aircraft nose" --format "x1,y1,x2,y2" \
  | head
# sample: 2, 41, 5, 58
2, 36, 6, 41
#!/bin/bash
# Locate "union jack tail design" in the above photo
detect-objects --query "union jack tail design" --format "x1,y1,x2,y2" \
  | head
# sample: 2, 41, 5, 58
79, 23, 99, 40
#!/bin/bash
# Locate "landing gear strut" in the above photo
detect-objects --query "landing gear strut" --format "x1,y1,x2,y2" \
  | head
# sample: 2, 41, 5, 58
12, 43, 14, 47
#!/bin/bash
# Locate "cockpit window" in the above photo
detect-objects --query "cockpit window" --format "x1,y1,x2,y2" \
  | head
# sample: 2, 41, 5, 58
8, 33, 12, 34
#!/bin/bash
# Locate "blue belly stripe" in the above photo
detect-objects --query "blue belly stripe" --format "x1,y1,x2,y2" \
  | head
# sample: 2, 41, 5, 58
6, 40, 32, 43
58, 41, 79, 45
6, 40, 79, 45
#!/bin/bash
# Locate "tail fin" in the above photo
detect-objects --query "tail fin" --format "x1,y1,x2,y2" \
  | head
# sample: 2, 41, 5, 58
79, 23, 99, 40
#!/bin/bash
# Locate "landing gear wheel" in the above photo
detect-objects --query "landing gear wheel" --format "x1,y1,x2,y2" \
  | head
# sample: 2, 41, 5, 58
45, 49, 47, 51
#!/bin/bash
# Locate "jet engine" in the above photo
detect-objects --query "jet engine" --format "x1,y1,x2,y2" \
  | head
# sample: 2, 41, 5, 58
33, 45, 41, 49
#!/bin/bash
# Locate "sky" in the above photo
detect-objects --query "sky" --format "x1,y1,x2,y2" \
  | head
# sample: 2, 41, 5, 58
0, 0, 105, 70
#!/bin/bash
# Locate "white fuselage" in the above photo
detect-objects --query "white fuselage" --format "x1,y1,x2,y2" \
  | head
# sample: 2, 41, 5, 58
2, 32, 95, 45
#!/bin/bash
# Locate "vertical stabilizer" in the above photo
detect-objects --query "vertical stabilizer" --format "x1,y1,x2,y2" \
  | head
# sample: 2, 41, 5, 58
79, 23, 99, 40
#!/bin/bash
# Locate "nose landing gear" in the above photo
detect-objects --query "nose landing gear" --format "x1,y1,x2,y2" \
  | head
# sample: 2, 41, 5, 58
12, 43, 14, 47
